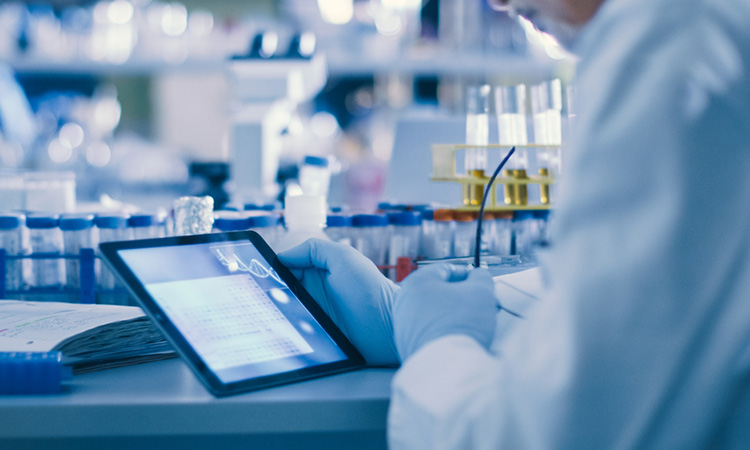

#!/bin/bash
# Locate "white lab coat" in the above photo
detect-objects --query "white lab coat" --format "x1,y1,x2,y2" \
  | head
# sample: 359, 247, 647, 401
388, 0, 750, 447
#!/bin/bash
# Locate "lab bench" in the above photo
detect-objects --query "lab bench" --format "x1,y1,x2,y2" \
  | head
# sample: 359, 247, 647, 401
0, 358, 395, 450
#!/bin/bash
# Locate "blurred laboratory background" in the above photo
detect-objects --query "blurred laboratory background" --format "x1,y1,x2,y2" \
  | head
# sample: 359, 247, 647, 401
0, 0, 573, 211
0, 0, 576, 302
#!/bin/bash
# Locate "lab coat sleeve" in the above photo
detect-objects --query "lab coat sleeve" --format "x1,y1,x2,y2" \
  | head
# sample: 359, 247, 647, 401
388, 0, 750, 448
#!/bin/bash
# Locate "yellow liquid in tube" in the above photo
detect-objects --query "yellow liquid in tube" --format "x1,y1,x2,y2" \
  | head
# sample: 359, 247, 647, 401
539, 168, 550, 204
514, 169, 529, 206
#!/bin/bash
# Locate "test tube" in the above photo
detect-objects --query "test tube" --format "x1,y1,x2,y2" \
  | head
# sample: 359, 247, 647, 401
326, 214, 353, 246
495, 85, 529, 206
386, 212, 422, 281
0, 212, 30, 291
26, 213, 65, 290
464, 85, 491, 206
531, 79, 563, 204
351, 214, 389, 272
452, 211, 476, 257
488, 211, 513, 256
60, 213, 97, 291
95, 212, 129, 294
424, 209, 455, 259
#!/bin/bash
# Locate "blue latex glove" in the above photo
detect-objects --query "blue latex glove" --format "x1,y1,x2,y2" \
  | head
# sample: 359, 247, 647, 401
277, 239, 400, 367
393, 264, 499, 361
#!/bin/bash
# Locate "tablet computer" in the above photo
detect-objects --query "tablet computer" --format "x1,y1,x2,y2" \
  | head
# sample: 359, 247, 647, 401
99, 231, 365, 396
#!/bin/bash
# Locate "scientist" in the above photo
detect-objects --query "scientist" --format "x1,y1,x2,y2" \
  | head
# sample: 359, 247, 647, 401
279, 0, 750, 447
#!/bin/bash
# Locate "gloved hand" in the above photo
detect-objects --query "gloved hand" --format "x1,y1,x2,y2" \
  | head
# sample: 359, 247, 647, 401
277, 239, 400, 367
393, 264, 498, 361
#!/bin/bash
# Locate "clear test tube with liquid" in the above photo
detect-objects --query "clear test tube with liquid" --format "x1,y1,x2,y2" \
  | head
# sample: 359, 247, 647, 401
495, 85, 529, 206
531, 79, 563, 204
464, 85, 491, 206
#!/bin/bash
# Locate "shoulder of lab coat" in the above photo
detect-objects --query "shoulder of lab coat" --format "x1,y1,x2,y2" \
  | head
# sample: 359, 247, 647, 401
387, 0, 750, 448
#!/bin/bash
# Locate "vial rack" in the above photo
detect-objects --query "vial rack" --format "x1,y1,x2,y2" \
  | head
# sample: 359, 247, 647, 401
430, 143, 560, 211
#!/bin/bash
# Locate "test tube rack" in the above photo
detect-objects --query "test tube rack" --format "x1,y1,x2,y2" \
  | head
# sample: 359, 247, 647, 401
0, 248, 128, 304
430, 143, 560, 211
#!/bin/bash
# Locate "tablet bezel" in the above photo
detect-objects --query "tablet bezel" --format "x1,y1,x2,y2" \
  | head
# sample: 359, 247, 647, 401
99, 231, 365, 397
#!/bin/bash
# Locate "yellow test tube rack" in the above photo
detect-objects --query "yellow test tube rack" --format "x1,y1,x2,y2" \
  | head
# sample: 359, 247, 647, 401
430, 143, 560, 211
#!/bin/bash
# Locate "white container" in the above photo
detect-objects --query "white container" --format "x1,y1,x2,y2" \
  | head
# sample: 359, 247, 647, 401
0, 173, 25, 211
0, 212, 30, 291
298, 155, 331, 198
351, 214, 389, 270
24, 171, 76, 212
26, 213, 65, 290
60, 213, 97, 290
274, 194, 330, 252
386, 212, 422, 281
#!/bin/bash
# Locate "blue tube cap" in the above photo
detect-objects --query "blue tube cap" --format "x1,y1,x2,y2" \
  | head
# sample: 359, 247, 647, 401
128, 213, 157, 228
387, 211, 422, 226
0, 351, 71, 395
513, 210, 536, 221
95, 213, 129, 229
26, 213, 60, 229
0, 212, 24, 230
303, 155, 328, 167
60, 213, 95, 231
213, 216, 252, 231
533, 210, 551, 220
243, 203, 279, 212
247, 214, 279, 228
327, 214, 353, 227
352, 214, 388, 227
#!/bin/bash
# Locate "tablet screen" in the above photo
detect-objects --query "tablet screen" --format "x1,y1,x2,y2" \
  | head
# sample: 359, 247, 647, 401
105, 234, 361, 393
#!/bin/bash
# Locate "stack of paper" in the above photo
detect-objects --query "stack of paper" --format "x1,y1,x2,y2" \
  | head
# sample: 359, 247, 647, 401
0, 300, 175, 374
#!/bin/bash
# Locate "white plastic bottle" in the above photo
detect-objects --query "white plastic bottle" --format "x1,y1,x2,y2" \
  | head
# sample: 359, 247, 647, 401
274, 194, 330, 252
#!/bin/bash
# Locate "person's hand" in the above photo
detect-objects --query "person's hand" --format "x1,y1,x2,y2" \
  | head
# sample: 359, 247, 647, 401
278, 239, 400, 366
393, 264, 498, 361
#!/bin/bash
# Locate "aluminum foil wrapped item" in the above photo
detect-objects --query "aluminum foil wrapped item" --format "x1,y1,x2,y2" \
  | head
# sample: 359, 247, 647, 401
173, 196, 214, 235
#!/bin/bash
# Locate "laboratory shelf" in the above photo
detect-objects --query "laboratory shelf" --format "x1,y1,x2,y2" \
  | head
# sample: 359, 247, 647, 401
7, 56, 228, 76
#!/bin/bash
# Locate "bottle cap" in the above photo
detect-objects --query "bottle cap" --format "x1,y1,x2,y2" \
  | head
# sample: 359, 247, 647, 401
284, 195, 326, 229
26, 213, 60, 229
453, 211, 476, 223
432, 209, 454, 222
387, 211, 422, 226
0, 212, 24, 230
352, 214, 388, 227
327, 214, 352, 228
303, 155, 328, 167
494, 211, 513, 220
213, 211, 252, 231
420, 209, 434, 221
247, 214, 279, 228
513, 210, 536, 221
533, 210, 550, 219
243, 203, 278, 212
127, 214, 155, 228
95, 213, 129, 229
0, 351, 71, 395
60, 213, 95, 231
